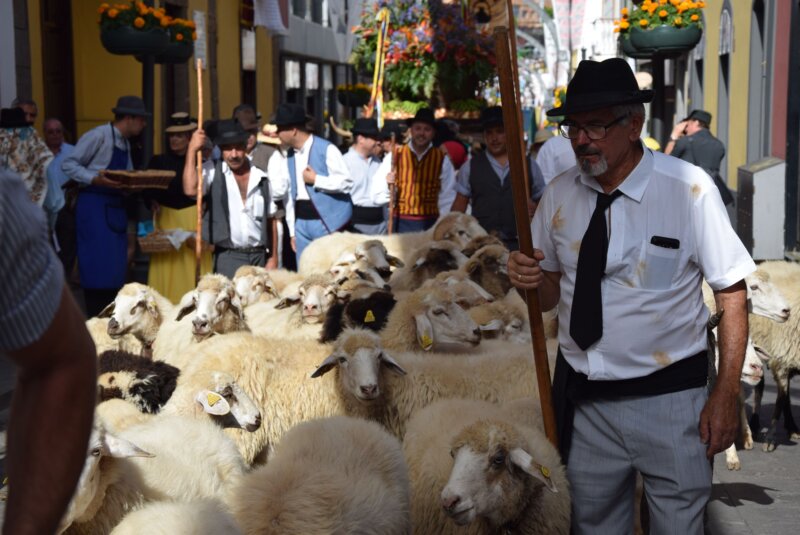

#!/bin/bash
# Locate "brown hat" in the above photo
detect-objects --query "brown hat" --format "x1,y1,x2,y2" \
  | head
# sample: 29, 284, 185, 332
164, 112, 197, 133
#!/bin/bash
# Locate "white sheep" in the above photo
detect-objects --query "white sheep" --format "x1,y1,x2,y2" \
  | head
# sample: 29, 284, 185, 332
233, 265, 279, 307
152, 273, 248, 366
310, 329, 541, 438
469, 293, 531, 343
110, 500, 242, 535
298, 212, 487, 275
461, 244, 512, 299
264, 268, 306, 296
228, 416, 411, 535
60, 414, 245, 534
330, 239, 405, 281
96, 283, 174, 357
97, 350, 180, 414
389, 241, 469, 292
403, 398, 570, 534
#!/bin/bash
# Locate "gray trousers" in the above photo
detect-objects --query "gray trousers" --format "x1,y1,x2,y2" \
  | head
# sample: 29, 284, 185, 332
352, 221, 388, 235
214, 249, 266, 279
568, 387, 711, 535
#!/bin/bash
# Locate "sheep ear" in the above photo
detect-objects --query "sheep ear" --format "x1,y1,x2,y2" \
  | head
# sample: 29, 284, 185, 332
195, 390, 231, 416
97, 302, 116, 318
412, 257, 427, 271
386, 254, 405, 268
465, 280, 494, 302
104, 433, 154, 459
310, 353, 341, 378
380, 352, 407, 376
414, 313, 435, 351
509, 448, 558, 493
753, 345, 772, 364
479, 319, 504, 332
275, 295, 301, 309
175, 293, 196, 321
464, 258, 481, 275
143, 295, 160, 319
229, 293, 245, 322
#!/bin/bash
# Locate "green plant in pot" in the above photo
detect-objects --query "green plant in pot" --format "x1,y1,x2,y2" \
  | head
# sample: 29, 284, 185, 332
616, 0, 705, 58
97, 1, 169, 56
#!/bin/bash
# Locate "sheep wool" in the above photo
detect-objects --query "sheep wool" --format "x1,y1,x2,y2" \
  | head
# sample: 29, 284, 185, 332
97, 350, 180, 413
110, 500, 242, 535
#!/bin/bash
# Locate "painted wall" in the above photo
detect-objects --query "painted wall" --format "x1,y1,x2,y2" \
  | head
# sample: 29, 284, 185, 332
188, 0, 213, 124
215, 0, 242, 118
702, 0, 753, 188
256, 29, 277, 117
771, 0, 790, 160
26, 0, 44, 133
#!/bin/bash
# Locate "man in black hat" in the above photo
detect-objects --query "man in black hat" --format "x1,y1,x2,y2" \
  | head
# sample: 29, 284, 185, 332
342, 118, 390, 235
61, 95, 149, 316
450, 106, 545, 250
391, 108, 456, 232
507, 58, 754, 534
665, 109, 731, 205
183, 119, 277, 278
273, 103, 353, 262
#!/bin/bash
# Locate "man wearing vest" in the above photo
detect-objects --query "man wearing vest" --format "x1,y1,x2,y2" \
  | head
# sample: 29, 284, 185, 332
273, 103, 353, 262
450, 106, 546, 250
391, 108, 457, 233
342, 118, 390, 235
183, 119, 275, 279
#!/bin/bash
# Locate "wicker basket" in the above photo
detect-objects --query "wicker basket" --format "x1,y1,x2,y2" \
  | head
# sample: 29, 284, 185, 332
185, 235, 214, 253
138, 230, 178, 254
104, 169, 174, 190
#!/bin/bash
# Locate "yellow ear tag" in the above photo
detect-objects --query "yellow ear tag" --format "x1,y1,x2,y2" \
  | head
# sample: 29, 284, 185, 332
421, 333, 433, 350
206, 392, 222, 407
364, 310, 376, 323
540, 465, 551, 479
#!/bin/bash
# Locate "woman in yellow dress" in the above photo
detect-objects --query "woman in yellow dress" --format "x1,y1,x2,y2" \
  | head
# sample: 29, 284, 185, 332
146, 113, 212, 303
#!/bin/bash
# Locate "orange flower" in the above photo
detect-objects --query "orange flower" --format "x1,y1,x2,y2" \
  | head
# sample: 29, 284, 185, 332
659, 9, 668, 17
699, 1, 706, 7
620, 20, 630, 30
674, 16, 683, 26
614, 27, 620, 33
660, 0, 668, 4
160, 17, 170, 27
98, 6, 106, 14
639, 19, 649, 27
107, 8, 119, 18
134, 16, 145, 28
176, 33, 184, 41
691, 14, 699, 21
192, 31, 197, 40
621, 7, 628, 16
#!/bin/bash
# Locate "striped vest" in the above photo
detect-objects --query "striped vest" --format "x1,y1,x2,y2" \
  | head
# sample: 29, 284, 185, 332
396, 144, 444, 217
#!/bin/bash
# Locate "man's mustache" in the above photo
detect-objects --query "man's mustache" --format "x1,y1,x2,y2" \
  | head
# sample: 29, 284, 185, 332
575, 145, 602, 157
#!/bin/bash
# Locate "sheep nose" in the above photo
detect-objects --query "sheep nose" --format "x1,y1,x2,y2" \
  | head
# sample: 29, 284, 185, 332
441, 494, 461, 512
108, 318, 119, 329
193, 318, 209, 330
473, 328, 482, 338
251, 414, 262, 430
783, 308, 791, 318
304, 304, 319, 312
361, 384, 378, 397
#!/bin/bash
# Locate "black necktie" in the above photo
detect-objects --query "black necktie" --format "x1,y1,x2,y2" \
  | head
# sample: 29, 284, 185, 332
570, 190, 623, 350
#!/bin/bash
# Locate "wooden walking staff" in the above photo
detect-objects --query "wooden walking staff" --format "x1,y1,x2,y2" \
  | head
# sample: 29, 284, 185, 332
387, 133, 398, 235
194, 58, 204, 284
493, 25, 558, 447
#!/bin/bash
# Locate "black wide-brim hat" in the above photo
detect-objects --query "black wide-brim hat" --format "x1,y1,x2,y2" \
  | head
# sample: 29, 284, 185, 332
480, 106, 503, 129
272, 103, 311, 127
0, 107, 32, 128
546, 58, 653, 117
111, 95, 152, 117
351, 118, 381, 138
685, 109, 712, 125
406, 108, 436, 127
214, 119, 250, 146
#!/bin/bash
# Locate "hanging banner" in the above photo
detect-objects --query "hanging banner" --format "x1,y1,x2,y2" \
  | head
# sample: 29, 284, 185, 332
366, 7, 390, 127
253, 0, 289, 34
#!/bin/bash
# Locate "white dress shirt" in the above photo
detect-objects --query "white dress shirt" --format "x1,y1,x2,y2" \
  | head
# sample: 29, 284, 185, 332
536, 135, 576, 184
342, 147, 384, 207
201, 160, 275, 247
291, 135, 352, 201
531, 146, 755, 380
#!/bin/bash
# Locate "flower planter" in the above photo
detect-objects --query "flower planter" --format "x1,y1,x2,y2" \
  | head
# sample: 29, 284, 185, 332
619, 36, 652, 59
337, 92, 370, 107
629, 26, 702, 57
101, 26, 169, 56
137, 42, 194, 64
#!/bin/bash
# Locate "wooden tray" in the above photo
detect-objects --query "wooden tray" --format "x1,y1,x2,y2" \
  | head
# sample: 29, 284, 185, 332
104, 169, 175, 190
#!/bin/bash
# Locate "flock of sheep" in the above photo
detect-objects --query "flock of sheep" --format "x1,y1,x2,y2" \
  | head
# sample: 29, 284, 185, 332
56, 211, 798, 534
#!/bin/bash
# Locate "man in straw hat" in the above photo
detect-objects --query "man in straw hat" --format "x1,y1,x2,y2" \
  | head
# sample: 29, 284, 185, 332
508, 58, 754, 533
61, 95, 149, 316
273, 103, 352, 262
342, 118, 391, 235
390, 108, 457, 232
184, 119, 277, 278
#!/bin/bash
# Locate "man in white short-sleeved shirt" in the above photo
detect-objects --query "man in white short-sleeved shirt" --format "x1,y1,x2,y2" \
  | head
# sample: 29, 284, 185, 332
508, 59, 754, 535
184, 119, 277, 278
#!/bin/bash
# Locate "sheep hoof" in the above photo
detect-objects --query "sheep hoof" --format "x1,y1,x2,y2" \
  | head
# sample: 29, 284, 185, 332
790, 432, 800, 440
726, 460, 741, 471
743, 438, 754, 450
762, 441, 777, 452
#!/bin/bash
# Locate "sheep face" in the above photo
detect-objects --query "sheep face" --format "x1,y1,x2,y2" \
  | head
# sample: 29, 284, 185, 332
176, 280, 244, 339
441, 421, 558, 528
99, 287, 160, 339
434, 213, 487, 249
354, 240, 404, 275
234, 271, 279, 307
746, 272, 790, 322
415, 292, 481, 351
464, 245, 512, 299
429, 272, 494, 307
194, 371, 262, 432
333, 258, 390, 289
59, 425, 152, 532
298, 281, 338, 324
741, 340, 768, 386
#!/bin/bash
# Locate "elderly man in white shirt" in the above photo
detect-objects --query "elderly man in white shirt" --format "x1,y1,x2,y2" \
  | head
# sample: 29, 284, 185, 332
184, 119, 277, 278
508, 59, 754, 535
342, 118, 390, 235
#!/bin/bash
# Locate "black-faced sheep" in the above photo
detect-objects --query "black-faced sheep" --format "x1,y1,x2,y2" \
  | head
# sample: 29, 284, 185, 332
462, 244, 512, 299
319, 288, 397, 343
97, 350, 180, 414
461, 234, 505, 258
389, 241, 469, 292
228, 416, 411, 535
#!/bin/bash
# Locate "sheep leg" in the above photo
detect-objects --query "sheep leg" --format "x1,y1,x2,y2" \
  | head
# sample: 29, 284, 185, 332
781, 373, 799, 439
738, 389, 754, 450
725, 444, 741, 470
762, 365, 789, 452
749, 375, 764, 434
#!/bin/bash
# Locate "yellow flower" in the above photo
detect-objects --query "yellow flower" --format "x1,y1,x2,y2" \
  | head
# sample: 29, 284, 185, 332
660, 0, 667, 4
674, 16, 683, 26
620, 20, 630, 30
554, 98, 562, 108
691, 13, 699, 21
640, 19, 649, 27
699, 1, 706, 7
621, 7, 628, 16
107, 8, 119, 18
614, 27, 620, 33
176, 33, 184, 41
134, 16, 145, 28
659, 9, 668, 17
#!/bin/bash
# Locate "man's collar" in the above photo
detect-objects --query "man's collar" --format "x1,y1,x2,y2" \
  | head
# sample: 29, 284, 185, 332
409, 141, 432, 159
297, 135, 314, 154
578, 140, 652, 203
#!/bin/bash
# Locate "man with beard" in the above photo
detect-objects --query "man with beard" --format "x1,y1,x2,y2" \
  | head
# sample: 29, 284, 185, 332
183, 119, 276, 278
450, 106, 545, 250
507, 58, 754, 534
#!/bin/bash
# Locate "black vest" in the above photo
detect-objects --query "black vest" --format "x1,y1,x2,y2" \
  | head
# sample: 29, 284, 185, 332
468, 152, 531, 250
202, 160, 272, 253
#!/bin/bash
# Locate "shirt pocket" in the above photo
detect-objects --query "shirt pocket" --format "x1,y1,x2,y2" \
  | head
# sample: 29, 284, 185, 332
252, 195, 265, 221
641, 241, 681, 290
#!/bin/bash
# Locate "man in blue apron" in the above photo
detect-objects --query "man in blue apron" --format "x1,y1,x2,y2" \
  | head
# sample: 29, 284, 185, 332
62, 96, 148, 317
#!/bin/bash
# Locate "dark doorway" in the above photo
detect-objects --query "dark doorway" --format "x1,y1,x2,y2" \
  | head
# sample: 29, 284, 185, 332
717, 54, 730, 182
39, 0, 76, 142
785, 0, 800, 251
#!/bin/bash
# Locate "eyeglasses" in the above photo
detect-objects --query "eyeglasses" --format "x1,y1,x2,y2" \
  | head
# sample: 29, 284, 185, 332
559, 115, 628, 141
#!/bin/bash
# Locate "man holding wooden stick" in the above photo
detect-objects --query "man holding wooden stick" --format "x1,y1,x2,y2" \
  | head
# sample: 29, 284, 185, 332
508, 58, 755, 534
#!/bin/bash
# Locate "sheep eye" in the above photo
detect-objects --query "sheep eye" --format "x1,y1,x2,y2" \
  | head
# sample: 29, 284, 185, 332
432, 308, 446, 316
458, 230, 467, 236
491, 452, 505, 466
749, 284, 759, 291
91, 447, 102, 457
450, 449, 456, 459
337, 356, 347, 364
